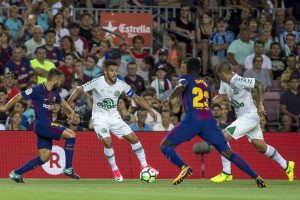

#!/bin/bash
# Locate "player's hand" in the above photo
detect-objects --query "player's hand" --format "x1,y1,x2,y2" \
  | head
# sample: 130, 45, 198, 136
149, 109, 157, 122
67, 112, 76, 124
257, 102, 266, 116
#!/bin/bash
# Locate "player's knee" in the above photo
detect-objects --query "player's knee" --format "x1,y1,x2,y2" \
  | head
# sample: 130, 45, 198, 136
40, 154, 51, 162
255, 146, 266, 153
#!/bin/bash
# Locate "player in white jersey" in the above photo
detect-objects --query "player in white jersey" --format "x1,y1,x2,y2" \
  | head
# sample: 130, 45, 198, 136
67, 60, 158, 181
209, 62, 295, 183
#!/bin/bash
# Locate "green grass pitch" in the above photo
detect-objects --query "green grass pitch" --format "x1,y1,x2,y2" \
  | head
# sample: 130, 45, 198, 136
0, 179, 299, 200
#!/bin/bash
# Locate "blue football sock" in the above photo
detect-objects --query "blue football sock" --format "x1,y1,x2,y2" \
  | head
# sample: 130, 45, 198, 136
65, 138, 75, 169
229, 153, 257, 178
15, 156, 44, 175
161, 146, 186, 169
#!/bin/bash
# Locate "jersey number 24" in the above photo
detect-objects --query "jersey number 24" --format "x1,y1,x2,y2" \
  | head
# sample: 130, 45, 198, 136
192, 87, 209, 109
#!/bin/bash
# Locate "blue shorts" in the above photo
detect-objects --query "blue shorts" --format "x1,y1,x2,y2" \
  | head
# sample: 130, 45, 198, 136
34, 120, 67, 150
165, 118, 229, 152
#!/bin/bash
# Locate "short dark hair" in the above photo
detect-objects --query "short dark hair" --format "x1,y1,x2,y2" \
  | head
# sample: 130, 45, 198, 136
270, 42, 280, 48
142, 55, 154, 66
103, 59, 118, 70
132, 35, 144, 43
216, 62, 232, 74
255, 40, 265, 46
47, 68, 64, 80
212, 103, 221, 110
87, 54, 99, 64
187, 57, 201, 75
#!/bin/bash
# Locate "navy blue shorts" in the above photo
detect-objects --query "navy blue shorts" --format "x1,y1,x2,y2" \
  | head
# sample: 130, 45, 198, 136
165, 118, 229, 152
34, 121, 67, 150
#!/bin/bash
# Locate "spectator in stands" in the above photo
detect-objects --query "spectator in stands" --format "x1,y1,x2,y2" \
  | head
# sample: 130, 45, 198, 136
212, 103, 228, 130
4, 45, 32, 90
169, 95, 183, 122
5, 101, 29, 128
274, 9, 285, 37
32, 0, 53, 32
5, 111, 27, 131
281, 55, 297, 89
139, 55, 153, 84
51, 103, 65, 124
136, 89, 162, 127
155, 34, 182, 69
0, 72, 19, 101
79, 13, 94, 42
297, 43, 300, 61
60, 35, 81, 59
130, 109, 153, 131
291, 58, 300, 80
220, 101, 235, 125
279, 18, 300, 49
248, 18, 259, 41
58, 53, 76, 87
0, 86, 8, 124
244, 55, 272, 91
119, 42, 135, 64
52, 13, 70, 47
280, 75, 300, 132
95, 40, 111, 68
131, 35, 149, 75
170, 74, 178, 89
111, 50, 127, 78
17, 14, 37, 43
244, 40, 272, 77
43, 29, 64, 66
196, 11, 213, 75
269, 42, 286, 80
117, 95, 136, 125
153, 110, 174, 131
227, 28, 254, 73
124, 62, 145, 96
283, 33, 298, 57
68, 22, 89, 59
84, 54, 101, 81
170, 4, 195, 58
24, 25, 46, 59
67, 112, 86, 131
68, 59, 88, 85
150, 65, 172, 101
1, 31, 13, 56
30, 46, 56, 84
22, 99, 35, 128
0, 37, 11, 76
259, 19, 278, 54
60, 5, 73, 28
88, 25, 102, 51
4, 6, 23, 42
257, 12, 270, 32
211, 17, 235, 70
227, 6, 252, 36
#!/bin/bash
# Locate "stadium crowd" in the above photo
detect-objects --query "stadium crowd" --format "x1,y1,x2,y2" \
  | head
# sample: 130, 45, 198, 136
0, 0, 299, 132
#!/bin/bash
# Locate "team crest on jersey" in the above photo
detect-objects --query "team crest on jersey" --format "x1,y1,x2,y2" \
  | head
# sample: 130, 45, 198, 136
25, 88, 33, 95
114, 91, 120, 97
233, 87, 239, 95
101, 128, 108, 133
97, 98, 117, 110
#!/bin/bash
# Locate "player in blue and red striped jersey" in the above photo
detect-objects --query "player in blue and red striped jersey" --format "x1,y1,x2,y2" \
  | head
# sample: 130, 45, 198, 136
0, 68, 80, 183
160, 57, 266, 187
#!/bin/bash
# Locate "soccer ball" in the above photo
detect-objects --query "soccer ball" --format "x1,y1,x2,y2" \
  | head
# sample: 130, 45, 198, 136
140, 167, 157, 183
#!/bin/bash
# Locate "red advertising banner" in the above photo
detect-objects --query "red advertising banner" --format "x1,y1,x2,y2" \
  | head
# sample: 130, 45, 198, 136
0, 131, 299, 180
100, 12, 152, 47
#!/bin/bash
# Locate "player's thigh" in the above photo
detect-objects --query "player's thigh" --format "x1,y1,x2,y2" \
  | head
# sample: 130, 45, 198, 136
164, 121, 199, 147
246, 123, 264, 142
109, 118, 133, 139
225, 114, 259, 140
200, 120, 229, 152
92, 118, 111, 140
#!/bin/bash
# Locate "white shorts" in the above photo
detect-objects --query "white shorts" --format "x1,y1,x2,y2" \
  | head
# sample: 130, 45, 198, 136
92, 114, 133, 140
225, 113, 264, 141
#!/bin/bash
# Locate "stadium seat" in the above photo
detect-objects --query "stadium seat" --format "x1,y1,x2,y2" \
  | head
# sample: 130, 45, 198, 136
271, 80, 284, 93
263, 92, 281, 129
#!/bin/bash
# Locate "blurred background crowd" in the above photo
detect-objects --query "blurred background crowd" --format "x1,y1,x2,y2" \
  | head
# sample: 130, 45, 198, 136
0, 0, 299, 132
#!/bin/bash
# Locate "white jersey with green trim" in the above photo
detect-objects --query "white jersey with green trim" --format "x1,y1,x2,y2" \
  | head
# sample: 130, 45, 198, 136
82, 76, 134, 117
219, 74, 257, 118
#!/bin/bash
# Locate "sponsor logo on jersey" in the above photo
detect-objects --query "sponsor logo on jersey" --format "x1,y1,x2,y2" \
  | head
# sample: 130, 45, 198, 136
233, 87, 239, 95
97, 98, 116, 110
231, 99, 244, 109
101, 128, 108, 133
25, 88, 33, 95
114, 91, 120, 97
234, 77, 253, 85
43, 104, 54, 110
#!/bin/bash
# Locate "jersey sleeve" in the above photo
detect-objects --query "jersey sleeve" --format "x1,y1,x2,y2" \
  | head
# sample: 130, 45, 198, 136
178, 75, 188, 87
21, 86, 39, 100
231, 75, 255, 89
82, 79, 98, 92
122, 81, 135, 97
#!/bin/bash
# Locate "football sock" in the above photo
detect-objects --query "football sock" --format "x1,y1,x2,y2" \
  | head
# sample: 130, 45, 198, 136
65, 138, 75, 169
161, 146, 186, 169
15, 156, 45, 175
131, 142, 147, 168
221, 155, 232, 174
104, 147, 118, 171
229, 152, 257, 178
264, 145, 287, 169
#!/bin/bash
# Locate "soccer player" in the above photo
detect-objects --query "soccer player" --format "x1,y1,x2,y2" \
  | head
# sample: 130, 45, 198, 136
0, 68, 80, 183
209, 62, 295, 183
160, 57, 266, 187
67, 60, 158, 181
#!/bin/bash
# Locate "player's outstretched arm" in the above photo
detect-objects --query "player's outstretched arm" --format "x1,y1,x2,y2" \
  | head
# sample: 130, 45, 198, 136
212, 94, 228, 105
67, 86, 84, 105
254, 80, 265, 115
61, 99, 76, 123
0, 93, 23, 113
131, 94, 157, 122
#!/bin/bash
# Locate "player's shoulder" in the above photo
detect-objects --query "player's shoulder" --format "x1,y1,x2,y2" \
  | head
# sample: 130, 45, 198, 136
116, 78, 129, 87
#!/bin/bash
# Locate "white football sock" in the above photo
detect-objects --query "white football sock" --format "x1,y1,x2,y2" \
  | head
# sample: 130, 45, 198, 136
221, 155, 232, 174
104, 147, 118, 171
264, 145, 287, 169
131, 141, 148, 168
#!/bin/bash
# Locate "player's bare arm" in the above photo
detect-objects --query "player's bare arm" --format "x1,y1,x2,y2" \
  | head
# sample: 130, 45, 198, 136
0, 93, 23, 113
162, 83, 186, 107
254, 80, 265, 115
67, 86, 84, 105
61, 99, 76, 124
212, 94, 228, 105
131, 94, 157, 122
